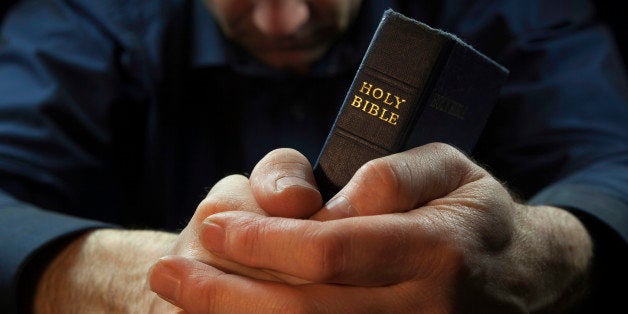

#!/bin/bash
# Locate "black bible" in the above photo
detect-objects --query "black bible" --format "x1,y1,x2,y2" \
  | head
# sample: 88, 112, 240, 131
313, 10, 509, 201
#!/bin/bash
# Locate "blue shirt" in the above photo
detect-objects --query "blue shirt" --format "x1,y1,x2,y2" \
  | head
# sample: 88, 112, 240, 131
1, 0, 627, 312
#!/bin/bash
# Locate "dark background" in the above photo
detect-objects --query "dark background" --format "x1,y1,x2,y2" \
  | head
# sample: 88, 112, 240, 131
1, 1, 626, 63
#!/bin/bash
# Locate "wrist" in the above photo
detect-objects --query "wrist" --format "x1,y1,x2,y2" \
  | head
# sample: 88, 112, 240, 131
514, 204, 593, 312
33, 229, 177, 313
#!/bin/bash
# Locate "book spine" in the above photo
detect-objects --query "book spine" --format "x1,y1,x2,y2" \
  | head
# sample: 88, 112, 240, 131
313, 10, 508, 201
403, 40, 509, 154
313, 10, 450, 201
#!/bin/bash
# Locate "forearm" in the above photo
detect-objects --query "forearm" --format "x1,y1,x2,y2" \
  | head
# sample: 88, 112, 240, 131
33, 229, 177, 313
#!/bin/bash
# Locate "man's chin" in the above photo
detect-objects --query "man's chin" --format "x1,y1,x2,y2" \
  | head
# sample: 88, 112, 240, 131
255, 48, 328, 73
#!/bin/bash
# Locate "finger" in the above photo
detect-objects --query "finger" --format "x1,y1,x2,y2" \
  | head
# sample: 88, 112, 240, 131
200, 210, 463, 286
179, 174, 274, 279
182, 173, 313, 285
149, 255, 312, 314
149, 255, 438, 314
311, 142, 487, 221
192, 174, 266, 226
250, 148, 322, 218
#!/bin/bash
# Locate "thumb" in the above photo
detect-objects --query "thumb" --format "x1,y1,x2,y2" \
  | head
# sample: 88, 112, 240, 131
250, 148, 322, 218
312, 143, 487, 221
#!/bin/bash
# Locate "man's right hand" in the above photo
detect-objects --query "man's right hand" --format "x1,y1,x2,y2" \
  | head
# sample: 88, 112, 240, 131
149, 149, 325, 311
157, 171, 322, 283
34, 149, 324, 313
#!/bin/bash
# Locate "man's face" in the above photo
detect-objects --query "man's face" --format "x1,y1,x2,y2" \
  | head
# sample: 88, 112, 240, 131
203, 0, 364, 72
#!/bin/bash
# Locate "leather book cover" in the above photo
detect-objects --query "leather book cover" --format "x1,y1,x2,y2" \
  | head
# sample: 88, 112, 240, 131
313, 9, 509, 201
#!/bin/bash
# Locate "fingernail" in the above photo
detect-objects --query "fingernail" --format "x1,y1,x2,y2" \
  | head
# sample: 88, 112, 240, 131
275, 176, 314, 192
201, 219, 226, 254
324, 195, 355, 218
150, 257, 182, 304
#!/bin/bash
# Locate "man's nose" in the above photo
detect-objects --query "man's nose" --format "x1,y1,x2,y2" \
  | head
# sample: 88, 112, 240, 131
252, 0, 310, 37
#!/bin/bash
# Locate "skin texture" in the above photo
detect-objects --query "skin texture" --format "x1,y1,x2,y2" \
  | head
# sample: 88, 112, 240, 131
33, 229, 177, 313
148, 145, 593, 313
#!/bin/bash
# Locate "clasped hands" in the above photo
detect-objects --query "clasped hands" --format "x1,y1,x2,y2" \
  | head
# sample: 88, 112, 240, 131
148, 143, 590, 313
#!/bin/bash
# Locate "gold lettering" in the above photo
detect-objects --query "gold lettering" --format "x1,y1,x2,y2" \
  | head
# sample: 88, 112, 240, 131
361, 100, 371, 112
382, 92, 394, 105
372, 88, 384, 99
350, 95, 363, 108
379, 108, 388, 121
388, 112, 399, 125
359, 82, 372, 95
372, 108, 398, 125
394, 96, 406, 109
350, 82, 405, 126
368, 104, 379, 116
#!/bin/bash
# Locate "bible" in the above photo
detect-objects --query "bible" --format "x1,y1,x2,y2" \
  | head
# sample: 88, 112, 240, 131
313, 9, 509, 201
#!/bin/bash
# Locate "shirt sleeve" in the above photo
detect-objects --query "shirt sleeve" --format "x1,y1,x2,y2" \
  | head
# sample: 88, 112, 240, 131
0, 1, 141, 312
0, 191, 111, 313
461, 0, 628, 243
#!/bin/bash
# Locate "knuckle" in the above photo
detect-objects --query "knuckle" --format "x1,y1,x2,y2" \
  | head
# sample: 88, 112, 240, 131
178, 273, 223, 313
305, 228, 346, 282
422, 142, 485, 184
445, 242, 469, 272
356, 158, 402, 195
194, 194, 242, 222
193, 198, 217, 224
230, 218, 265, 257
196, 174, 249, 219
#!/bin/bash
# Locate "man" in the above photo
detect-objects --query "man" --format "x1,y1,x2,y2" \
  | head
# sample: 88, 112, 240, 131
0, 0, 626, 313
